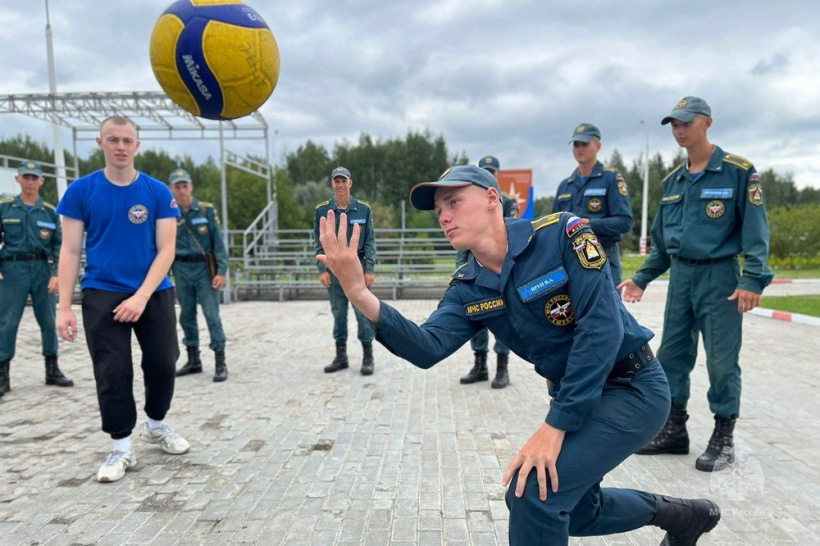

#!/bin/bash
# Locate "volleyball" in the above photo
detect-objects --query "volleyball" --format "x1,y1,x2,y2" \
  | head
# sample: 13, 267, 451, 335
149, 0, 280, 120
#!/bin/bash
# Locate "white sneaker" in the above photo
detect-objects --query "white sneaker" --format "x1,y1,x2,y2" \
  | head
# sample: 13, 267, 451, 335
139, 422, 190, 454
97, 450, 136, 483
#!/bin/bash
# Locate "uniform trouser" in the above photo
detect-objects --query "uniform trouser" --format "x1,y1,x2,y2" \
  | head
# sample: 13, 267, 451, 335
469, 328, 510, 355
505, 361, 670, 544
328, 273, 374, 343
81, 288, 180, 440
657, 258, 743, 418
601, 242, 622, 288
172, 262, 226, 351
0, 260, 58, 362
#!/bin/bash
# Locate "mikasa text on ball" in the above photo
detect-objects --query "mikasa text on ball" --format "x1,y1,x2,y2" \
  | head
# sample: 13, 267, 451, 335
150, 0, 280, 120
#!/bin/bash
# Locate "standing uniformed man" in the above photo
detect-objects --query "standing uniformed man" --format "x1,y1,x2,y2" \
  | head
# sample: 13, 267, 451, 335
314, 166, 377, 375
317, 165, 721, 545
552, 124, 633, 286
458, 155, 515, 389
619, 97, 773, 472
169, 168, 230, 382
0, 160, 73, 396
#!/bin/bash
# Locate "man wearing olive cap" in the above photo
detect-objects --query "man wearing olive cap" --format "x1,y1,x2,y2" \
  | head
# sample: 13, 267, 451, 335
553, 124, 633, 287
0, 160, 73, 397
620, 97, 773, 473
317, 164, 721, 545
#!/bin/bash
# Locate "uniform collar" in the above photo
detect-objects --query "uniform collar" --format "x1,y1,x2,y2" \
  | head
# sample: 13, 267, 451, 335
451, 218, 533, 283
568, 161, 604, 184
13, 195, 44, 209
190, 198, 201, 211
330, 196, 358, 211
675, 145, 725, 182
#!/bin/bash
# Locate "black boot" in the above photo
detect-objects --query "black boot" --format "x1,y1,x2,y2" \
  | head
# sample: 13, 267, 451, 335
696, 415, 736, 472
636, 405, 689, 455
361, 341, 374, 376
45, 356, 74, 387
176, 346, 203, 376
650, 494, 721, 545
324, 342, 349, 373
213, 349, 228, 382
0, 360, 8, 396
460, 351, 489, 384
492, 353, 509, 389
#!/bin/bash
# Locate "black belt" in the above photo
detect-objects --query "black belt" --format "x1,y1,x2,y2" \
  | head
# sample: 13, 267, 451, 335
175, 255, 206, 263
609, 345, 654, 379
673, 255, 735, 266
4, 253, 47, 262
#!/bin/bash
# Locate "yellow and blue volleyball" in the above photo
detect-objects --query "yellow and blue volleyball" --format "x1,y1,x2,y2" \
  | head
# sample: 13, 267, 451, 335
149, 0, 280, 120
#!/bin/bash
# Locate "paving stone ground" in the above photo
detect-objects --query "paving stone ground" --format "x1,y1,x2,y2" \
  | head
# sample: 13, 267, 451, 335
1, 281, 819, 545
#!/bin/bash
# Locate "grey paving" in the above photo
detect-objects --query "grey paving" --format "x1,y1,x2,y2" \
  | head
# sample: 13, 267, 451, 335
1, 281, 819, 545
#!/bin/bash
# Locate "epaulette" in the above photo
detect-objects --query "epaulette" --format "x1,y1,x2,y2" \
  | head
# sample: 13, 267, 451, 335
531, 213, 562, 232
357, 199, 370, 207
501, 191, 514, 200
604, 166, 618, 172
0, 197, 14, 204
723, 154, 752, 171
43, 201, 57, 210
661, 164, 684, 183
199, 201, 213, 209
315, 200, 330, 210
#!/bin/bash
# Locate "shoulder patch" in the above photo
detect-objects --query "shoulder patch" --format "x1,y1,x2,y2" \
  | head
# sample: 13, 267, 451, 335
531, 213, 562, 232
723, 154, 752, 171
315, 200, 330, 210
572, 232, 607, 270
661, 164, 684, 183
43, 201, 57, 210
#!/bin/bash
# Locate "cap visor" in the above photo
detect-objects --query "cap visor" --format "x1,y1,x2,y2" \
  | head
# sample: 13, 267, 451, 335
569, 134, 595, 143
661, 110, 699, 125
409, 181, 471, 210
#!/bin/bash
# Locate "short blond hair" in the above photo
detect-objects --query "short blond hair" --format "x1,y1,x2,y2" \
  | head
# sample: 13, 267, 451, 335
100, 115, 139, 136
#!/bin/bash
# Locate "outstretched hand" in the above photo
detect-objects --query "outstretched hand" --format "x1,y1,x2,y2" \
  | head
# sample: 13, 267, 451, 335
317, 211, 367, 296
617, 279, 644, 303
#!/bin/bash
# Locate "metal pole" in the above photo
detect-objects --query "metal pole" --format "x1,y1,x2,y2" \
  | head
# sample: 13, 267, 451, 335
45, 0, 68, 199
639, 120, 650, 256
219, 121, 231, 303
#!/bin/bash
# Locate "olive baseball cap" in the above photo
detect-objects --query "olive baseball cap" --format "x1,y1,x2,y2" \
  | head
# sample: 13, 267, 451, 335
18, 160, 43, 177
330, 166, 351, 180
569, 123, 601, 143
410, 165, 501, 211
169, 167, 192, 184
477, 155, 500, 172
661, 96, 711, 125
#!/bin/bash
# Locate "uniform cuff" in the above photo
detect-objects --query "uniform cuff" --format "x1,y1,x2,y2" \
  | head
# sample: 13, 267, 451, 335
545, 405, 584, 432
737, 276, 764, 295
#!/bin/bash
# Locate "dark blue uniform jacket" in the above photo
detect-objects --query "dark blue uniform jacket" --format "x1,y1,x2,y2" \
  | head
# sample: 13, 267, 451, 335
376, 213, 653, 432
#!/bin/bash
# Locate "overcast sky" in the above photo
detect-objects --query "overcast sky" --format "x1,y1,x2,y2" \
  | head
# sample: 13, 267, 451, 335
1, 0, 819, 198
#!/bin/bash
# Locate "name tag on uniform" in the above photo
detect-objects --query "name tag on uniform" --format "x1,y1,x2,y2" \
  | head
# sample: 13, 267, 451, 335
701, 188, 733, 199
36, 221, 57, 229
465, 297, 505, 316
349, 218, 366, 224
191, 217, 208, 225
517, 268, 568, 302
584, 188, 607, 197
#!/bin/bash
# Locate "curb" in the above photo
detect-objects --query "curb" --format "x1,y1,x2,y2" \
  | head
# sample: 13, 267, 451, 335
749, 307, 820, 327
771, 278, 820, 284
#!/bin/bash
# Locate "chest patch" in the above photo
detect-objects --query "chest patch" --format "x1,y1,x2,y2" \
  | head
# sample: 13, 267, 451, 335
191, 217, 208, 225
2, 218, 21, 224
557, 193, 573, 201
584, 188, 607, 197
128, 205, 149, 224
349, 218, 366, 224
588, 198, 603, 212
573, 233, 607, 270
197, 224, 209, 235
545, 294, 575, 326
465, 297, 505, 317
701, 188, 733, 199
705, 200, 726, 218
517, 268, 568, 302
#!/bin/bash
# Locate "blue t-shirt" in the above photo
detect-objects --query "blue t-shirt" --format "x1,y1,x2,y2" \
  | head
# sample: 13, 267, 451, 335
56, 170, 180, 293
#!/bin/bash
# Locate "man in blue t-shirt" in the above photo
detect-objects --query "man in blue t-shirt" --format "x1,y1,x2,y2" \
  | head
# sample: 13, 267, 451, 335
57, 116, 190, 483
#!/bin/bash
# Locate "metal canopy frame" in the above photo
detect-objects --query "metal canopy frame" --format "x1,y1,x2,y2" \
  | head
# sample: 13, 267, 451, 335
0, 90, 277, 304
